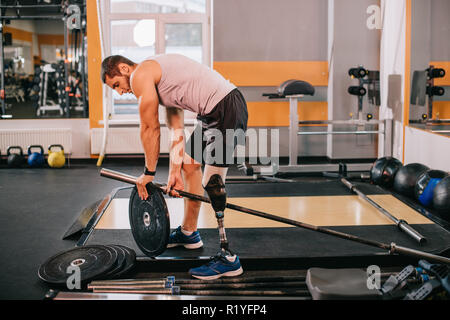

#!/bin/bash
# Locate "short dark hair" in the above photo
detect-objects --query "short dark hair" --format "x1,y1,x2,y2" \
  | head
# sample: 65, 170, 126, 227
101, 55, 137, 83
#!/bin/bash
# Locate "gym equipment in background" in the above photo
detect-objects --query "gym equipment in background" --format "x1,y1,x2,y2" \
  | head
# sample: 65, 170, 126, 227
47, 144, 66, 168
410, 65, 448, 128
425, 66, 445, 122
0, 1, 88, 119
433, 176, 450, 214
393, 163, 430, 198
368, 157, 450, 225
370, 157, 403, 187
245, 66, 390, 176
414, 170, 449, 207
27, 145, 45, 168
34, 64, 64, 117
7, 146, 24, 168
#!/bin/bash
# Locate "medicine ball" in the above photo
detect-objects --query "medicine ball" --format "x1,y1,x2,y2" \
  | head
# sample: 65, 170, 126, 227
414, 170, 448, 207
370, 157, 403, 187
432, 176, 450, 215
393, 163, 430, 197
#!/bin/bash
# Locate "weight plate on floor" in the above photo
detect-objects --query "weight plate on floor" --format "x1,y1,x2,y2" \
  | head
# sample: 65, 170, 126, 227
38, 245, 118, 286
101, 245, 127, 279
129, 185, 170, 257
111, 245, 137, 279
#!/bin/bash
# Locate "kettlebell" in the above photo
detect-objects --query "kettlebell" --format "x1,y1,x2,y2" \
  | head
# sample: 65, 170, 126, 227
7, 146, 25, 168
48, 144, 66, 168
27, 145, 45, 168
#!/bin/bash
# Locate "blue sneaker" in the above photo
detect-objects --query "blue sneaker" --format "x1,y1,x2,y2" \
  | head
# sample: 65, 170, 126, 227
189, 252, 244, 280
167, 226, 203, 249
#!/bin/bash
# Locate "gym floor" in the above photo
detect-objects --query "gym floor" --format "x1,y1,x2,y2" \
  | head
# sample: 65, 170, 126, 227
0, 158, 168, 299
1, 158, 448, 300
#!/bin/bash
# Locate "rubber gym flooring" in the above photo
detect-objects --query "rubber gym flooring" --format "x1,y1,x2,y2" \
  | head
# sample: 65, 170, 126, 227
1, 158, 449, 299
0, 158, 167, 299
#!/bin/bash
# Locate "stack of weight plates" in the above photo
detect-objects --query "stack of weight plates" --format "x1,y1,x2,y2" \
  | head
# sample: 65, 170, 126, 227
38, 245, 136, 287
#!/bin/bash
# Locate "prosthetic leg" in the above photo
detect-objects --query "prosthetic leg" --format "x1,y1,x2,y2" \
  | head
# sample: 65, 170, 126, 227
187, 170, 242, 279
204, 174, 233, 256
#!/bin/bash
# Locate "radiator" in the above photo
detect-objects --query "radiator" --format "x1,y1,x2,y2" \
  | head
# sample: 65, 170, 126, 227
90, 127, 172, 154
0, 128, 72, 155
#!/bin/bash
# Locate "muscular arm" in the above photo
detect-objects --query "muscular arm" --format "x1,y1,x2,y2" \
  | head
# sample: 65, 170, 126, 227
131, 66, 160, 172
166, 107, 185, 175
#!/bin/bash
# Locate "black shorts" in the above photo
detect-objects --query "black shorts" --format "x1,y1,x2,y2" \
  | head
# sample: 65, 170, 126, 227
186, 89, 248, 167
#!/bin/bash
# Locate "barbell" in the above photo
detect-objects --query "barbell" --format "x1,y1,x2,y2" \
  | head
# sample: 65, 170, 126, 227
100, 168, 450, 265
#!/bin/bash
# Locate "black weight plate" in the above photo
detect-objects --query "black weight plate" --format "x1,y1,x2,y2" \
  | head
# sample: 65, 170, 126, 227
38, 245, 118, 285
111, 245, 137, 279
101, 245, 126, 279
129, 185, 170, 257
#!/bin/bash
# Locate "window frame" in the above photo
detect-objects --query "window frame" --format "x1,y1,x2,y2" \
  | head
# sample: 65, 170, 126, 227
102, 0, 212, 122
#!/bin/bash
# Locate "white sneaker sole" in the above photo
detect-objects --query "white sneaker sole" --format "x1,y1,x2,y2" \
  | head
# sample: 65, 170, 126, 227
166, 240, 203, 249
191, 267, 244, 280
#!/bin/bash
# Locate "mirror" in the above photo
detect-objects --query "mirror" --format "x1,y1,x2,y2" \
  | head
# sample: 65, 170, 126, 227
0, 2, 87, 119
409, 0, 450, 136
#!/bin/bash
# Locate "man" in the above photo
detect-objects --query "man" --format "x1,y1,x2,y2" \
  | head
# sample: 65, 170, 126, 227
101, 54, 248, 279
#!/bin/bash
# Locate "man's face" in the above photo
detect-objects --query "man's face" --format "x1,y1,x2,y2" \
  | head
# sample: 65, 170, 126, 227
105, 74, 132, 96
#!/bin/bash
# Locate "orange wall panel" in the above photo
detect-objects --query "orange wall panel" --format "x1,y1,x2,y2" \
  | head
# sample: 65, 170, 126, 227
247, 101, 327, 127
433, 101, 450, 119
87, 0, 104, 129
213, 61, 328, 87
430, 61, 450, 86
3, 26, 33, 43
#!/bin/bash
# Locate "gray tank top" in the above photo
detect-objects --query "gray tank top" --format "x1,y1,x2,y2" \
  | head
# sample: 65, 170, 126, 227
145, 54, 236, 116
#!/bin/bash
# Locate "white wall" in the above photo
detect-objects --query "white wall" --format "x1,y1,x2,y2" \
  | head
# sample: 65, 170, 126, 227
0, 119, 91, 158
380, 0, 406, 160
405, 126, 450, 171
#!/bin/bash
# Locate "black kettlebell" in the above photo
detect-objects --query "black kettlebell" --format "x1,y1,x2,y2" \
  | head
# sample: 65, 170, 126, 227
27, 145, 45, 168
7, 146, 25, 168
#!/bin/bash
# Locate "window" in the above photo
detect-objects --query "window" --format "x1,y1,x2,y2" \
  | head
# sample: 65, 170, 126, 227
110, 0, 206, 14
102, 0, 211, 118
165, 23, 203, 63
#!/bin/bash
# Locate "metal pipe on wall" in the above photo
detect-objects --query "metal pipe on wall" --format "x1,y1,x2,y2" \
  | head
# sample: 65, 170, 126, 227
64, 14, 70, 118
81, 0, 88, 118
0, 20, 5, 116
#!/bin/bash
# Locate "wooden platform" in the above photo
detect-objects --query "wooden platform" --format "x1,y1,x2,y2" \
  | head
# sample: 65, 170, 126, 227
95, 194, 433, 230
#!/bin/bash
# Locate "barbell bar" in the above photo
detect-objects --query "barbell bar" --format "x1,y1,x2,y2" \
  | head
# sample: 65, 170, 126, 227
100, 168, 450, 265
341, 177, 426, 244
